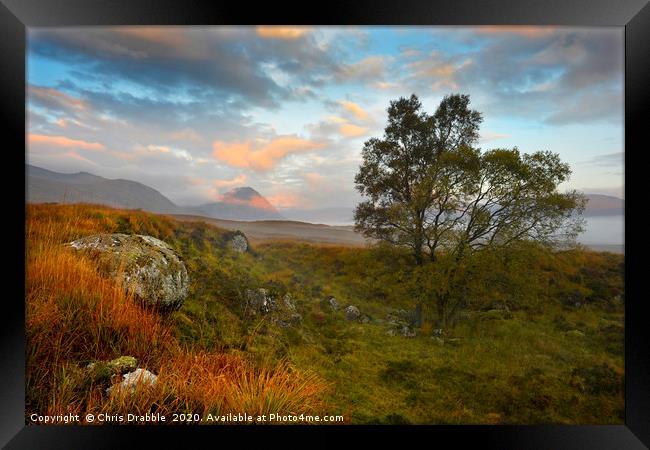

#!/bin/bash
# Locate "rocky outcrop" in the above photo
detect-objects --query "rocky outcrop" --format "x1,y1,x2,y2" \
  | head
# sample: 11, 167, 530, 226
243, 288, 302, 327
67, 233, 189, 311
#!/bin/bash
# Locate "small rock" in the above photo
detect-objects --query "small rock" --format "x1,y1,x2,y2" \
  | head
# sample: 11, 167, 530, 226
345, 305, 361, 321
481, 309, 512, 320
106, 368, 157, 396
432, 328, 444, 337
400, 325, 416, 338
322, 296, 339, 312
565, 329, 585, 338
86, 356, 138, 382
108, 356, 137, 374
283, 294, 296, 311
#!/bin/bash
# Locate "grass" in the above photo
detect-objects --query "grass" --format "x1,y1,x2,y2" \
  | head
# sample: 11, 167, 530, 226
26, 203, 326, 423
26, 203, 624, 424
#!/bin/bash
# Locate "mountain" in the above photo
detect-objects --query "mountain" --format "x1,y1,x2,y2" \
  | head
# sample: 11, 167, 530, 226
26, 165, 182, 213
26, 165, 284, 221
193, 187, 284, 221
583, 194, 624, 216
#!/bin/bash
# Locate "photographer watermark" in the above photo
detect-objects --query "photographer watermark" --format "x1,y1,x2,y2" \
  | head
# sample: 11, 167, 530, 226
29, 412, 345, 424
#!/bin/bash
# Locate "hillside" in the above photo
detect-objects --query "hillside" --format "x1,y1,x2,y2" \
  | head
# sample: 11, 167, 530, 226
26, 204, 625, 424
171, 214, 369, 246
26, 165, 182, 213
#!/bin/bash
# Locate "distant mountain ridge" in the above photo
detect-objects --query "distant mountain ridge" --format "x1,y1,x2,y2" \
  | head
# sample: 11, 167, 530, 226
27, 165, 182, 214
26, 165, 624, 223
582, 194, 624, 216
26, 165, 284, 221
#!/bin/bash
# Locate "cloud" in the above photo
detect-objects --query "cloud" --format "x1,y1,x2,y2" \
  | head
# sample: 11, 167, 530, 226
339, 100, 369, 120
211, 174, 248, 188
28, 133, 105, 151
581, 151, 624, 167
336, 56, 387, 82
374, 81, 398, 90
29, 86, 87, 112
212, 135, 326, 171
479, 132, 511, 143
544, 89, 622, 125
404, 52, 472, 92
266, 192, 308, 209
28, 27, 338, 110
339, 123, 368, 138
255, 26, 311, 40
474, 26, 558, 38
169, 128, 204, 144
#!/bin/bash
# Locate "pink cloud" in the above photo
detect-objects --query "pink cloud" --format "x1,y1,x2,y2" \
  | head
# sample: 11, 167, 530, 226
339, 123, 368, 138
255, 26, 311, 39
339, 100, 370, 121
474, 26, 557, 38
266, 192, 308, 209
28, 133, 105, 151
212, 174, 248, 189
212, 135, 326, 171
29, 86, 87, 111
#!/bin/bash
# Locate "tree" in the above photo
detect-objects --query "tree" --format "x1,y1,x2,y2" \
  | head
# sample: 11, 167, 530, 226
354, 93, 586, 326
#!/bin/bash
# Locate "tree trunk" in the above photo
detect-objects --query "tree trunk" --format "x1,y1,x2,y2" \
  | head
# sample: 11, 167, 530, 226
413, 216, 424, 265
436, 296, 446, 328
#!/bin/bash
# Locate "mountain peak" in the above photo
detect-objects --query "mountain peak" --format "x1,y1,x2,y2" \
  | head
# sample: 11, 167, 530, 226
225, 186, 261, 201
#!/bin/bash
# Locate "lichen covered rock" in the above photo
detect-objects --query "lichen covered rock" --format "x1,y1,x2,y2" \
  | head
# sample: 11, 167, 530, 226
345, 305, 361, 321
67, 233, 189, 310
228, 231, 249, 253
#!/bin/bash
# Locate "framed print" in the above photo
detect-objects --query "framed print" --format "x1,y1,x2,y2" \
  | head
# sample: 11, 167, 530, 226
1, 0, 649, 447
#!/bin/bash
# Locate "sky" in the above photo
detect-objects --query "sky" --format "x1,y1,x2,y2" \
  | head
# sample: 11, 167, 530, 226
26, 26, 625, 211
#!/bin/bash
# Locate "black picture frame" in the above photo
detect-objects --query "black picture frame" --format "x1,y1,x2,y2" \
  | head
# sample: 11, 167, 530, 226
2, 0, 648, 448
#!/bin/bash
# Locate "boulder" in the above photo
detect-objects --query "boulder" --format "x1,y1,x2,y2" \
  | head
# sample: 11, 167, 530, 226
106, 368, 158, 396
345, 305, 361, 321
67, 234, 189, 311
228, 231, 249, 253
